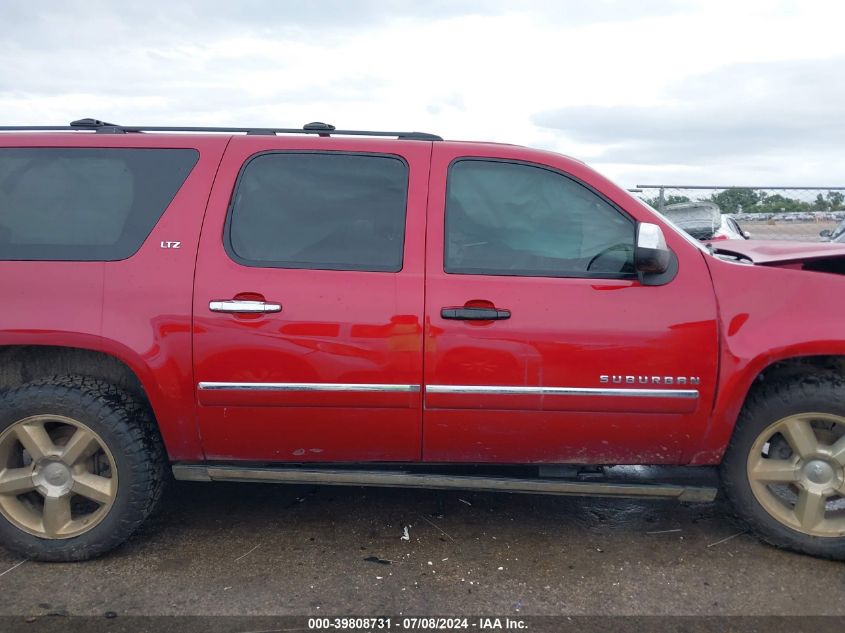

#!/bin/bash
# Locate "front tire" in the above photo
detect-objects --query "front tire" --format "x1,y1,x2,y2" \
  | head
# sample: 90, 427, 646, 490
721, 376, 845, 560
0, 377, 166, 561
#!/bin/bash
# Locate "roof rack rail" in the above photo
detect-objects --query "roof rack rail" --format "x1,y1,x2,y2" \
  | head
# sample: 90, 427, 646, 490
0, 118, 443, 141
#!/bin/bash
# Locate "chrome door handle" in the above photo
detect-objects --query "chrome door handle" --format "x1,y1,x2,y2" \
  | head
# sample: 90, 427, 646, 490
209, 300, 282, 314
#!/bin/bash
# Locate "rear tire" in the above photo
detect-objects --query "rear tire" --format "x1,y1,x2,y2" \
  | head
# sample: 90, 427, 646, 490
0, 376, 166, 561
721, 375, 845, 560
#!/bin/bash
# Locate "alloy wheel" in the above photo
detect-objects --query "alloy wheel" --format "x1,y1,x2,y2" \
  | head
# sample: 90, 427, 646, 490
0, 415, 117, 539
747, 412, 845, 537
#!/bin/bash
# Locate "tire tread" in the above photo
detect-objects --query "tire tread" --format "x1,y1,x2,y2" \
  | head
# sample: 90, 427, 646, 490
721, 374, 845, 560
0, 375, 166, 561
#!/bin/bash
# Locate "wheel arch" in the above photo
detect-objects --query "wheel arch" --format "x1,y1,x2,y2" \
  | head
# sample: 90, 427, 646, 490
0, 344, 147, 400
691, 352, 845, 464
0, 343, 200, 461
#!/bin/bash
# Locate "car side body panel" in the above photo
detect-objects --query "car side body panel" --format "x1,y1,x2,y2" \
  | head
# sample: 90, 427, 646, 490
690, 256, 845, 463
191, 136, 430, 462
4, 132, 845, 468
422, 143, 720, 464
0, 133, 230, 461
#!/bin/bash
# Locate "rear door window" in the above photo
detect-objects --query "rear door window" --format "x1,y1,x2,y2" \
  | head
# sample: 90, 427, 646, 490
225, 152, 408, 272
0, 148, 198, 261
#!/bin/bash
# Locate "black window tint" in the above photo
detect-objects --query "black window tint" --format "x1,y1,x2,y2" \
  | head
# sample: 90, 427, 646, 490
0, 148, 198, 261
445, 160, 636, 278
227, 153, 408, 272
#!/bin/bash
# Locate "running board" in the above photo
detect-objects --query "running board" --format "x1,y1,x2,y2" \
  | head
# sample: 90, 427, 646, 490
172, 465, 717, 503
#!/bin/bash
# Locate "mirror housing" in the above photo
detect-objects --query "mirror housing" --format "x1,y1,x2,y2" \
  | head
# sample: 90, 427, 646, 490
820, 229, 832, 239
635, 222, 672, 274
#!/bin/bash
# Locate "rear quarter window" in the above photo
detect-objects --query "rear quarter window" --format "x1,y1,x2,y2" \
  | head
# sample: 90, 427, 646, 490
0, 147, 198, 261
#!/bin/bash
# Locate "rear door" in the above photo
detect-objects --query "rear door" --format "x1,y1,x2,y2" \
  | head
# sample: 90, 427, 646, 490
193, 136, 430, 462
422, 143, 719, 464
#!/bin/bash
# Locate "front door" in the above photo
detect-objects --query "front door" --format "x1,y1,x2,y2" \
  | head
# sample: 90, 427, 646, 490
422, 143, 719, 464
193, 136, 430, 462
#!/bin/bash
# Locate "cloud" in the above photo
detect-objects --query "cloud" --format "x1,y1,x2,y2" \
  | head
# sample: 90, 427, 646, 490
1, 0, 695, 44
2, 1, 845, 186
532, 58, 845, 166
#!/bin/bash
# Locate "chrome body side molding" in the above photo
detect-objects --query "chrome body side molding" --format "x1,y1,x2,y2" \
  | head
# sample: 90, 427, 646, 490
198, 382, 420, 393
425, 385, 699, 399
197, 382, 698, 398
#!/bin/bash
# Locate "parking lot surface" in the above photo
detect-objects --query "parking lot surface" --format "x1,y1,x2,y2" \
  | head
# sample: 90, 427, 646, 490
742, 221, 835, 241
0, 480, 843, 618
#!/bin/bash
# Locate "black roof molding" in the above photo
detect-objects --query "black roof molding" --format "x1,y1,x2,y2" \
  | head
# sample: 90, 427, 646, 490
0, 118, 443, 141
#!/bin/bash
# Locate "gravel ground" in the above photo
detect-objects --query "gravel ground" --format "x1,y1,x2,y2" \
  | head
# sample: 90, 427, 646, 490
740, 221, 835, 241
0, 480, 843, 620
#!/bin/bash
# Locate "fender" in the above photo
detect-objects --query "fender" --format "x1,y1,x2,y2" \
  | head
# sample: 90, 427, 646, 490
0, 133, 230, 463
97, 334, 203, 461
0, 332, 204, 461
690, 256, 845, 463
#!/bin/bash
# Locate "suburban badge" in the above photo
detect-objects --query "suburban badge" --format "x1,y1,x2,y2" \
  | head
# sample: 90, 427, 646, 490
600, 375, 701, 385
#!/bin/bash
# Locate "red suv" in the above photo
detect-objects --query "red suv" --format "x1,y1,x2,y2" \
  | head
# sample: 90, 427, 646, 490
1, 118, 844, 561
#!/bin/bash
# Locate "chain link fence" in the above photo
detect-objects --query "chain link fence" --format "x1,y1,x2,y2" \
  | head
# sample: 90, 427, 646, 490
630, 186, 845, 242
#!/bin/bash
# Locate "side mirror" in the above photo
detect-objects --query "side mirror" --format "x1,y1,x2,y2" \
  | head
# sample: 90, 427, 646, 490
742, 230, 751, 239
635, 222, 671, 274
820, 229, 831, 238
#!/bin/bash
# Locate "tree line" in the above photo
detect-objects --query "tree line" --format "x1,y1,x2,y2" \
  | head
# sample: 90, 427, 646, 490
644, 189, 845, 214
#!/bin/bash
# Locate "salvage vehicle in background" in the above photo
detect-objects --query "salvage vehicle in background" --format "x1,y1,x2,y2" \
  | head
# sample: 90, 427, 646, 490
1, 119, 844, 562
821, 219, 845, 243
662, 201, 750, 241
717, 215, 751, 241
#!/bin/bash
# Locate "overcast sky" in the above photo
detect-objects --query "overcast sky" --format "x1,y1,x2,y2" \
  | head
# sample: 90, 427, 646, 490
2, 0, 843, 187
